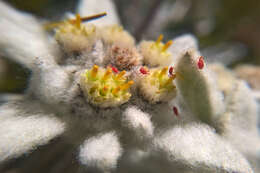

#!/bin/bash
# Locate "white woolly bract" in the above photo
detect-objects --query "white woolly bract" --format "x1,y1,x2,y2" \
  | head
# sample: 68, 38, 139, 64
122, 107, 154, 138
169, 34, 198, 63
0, 111, 65, 162
176, 50, 225, 129
79, 132, 122, 171
0, 2, 54, 70
153, 123, 253, 173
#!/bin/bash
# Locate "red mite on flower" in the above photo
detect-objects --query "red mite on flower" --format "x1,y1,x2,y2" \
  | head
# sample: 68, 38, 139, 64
169, 66, 174, 76
140, 66, 149, 75
197, 56, 204, 69
111, 66, 119, 73
173, 106, 179, 117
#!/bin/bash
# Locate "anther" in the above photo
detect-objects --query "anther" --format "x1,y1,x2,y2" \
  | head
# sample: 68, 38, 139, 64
121, 81, 134, 91
162, 40, 173, 51
159, 67, 168, 78
91, 65, 99, 77
103, 68, 112, 80
116, 70, 126, 80
156, 34, 164, 45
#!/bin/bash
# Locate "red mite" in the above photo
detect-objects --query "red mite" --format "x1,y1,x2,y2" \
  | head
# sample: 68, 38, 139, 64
140, 67, 149, 75
197, 56, 204, 69
173, 106, 179, 117
169, 66, 174, 76
111, 66, 119, 73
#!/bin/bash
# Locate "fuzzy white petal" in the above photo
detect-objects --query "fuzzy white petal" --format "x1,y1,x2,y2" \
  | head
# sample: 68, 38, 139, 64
153, 123, 253, 173
122, 106, 154, 139
176, 50, 225, 130
0, 2, 55, 69
170, 34, 198, 63
0, 100, 65, 162
77, 0, 120, 26
79, 132, 122, 171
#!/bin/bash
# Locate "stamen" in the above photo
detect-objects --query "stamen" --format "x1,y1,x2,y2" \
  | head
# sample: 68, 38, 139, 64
75, 14, 82, 29
44, 12, 106, 30
159, 67, 168, 78
103, 68, 112, 80
162, 40, 173, 51
156, 34, 164, 45
112, 86, 121, 95
165, 75, 176, 86
100, 85, 109, 96
121, 81, 134, 91
116, 70, 126, 80
91, 65, 99, 77
81, 12, 107, 22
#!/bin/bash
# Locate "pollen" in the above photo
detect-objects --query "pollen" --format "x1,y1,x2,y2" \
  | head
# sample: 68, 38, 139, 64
80, 65, 133, 107
139, 34, 173, 67
138, 67, 177, 103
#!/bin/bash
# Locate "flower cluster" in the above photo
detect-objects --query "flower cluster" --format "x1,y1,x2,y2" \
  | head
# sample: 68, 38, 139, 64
0, 1, 259, 173
53, 14, 177, 107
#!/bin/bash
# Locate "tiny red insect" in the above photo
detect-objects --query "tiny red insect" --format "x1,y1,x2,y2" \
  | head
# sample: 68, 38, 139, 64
140, 67, 149, 75
173, 106, 179, 117
111, 66, 119, 73
169, 66, 174, 76
197, 56, 204, 69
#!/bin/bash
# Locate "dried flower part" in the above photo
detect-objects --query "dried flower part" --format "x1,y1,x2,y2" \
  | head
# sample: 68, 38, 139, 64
80, 65, 134, 107
139, 34, 173, 67
106, 44, 143, 70
100, 24, 135, 46
139, 66, 177, 103
55, 14, 97, 53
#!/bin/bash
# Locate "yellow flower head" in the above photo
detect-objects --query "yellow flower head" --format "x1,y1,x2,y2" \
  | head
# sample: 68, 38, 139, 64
139, 66, 176, 103
50, 14, 99, 53
80, 65, 134, 107
140, 34, 173, 67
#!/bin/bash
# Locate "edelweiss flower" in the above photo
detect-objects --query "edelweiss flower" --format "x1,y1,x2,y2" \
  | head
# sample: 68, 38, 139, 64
0, 1, 260, 173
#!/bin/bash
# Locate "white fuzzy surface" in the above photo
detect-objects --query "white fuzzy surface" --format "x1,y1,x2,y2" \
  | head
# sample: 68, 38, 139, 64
78, 0, 120, 26
79, 132, 122, 171
176, 50, 225, 129
122, 107, 154, 139
0, 2, 55, 70
169, 34, 198, 63
0, 100, 65, 162
153, 123, 253, 173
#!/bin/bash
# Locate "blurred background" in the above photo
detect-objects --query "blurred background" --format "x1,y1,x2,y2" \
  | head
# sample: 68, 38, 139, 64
0, 0, 260, 172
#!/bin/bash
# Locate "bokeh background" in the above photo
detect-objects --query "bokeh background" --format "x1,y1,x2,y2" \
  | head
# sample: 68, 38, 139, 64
0, 0, 260, 172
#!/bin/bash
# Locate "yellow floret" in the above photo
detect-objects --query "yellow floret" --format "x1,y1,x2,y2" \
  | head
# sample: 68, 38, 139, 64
139, 66, 176, 103
139, 34, 173, 67
100, 24, 135, 47
54, 14, 97, 53
80, 65, 134, 108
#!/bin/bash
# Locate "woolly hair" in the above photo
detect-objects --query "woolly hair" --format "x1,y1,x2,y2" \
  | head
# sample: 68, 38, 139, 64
99, 24, 135, 47
106, 44, 143, 70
